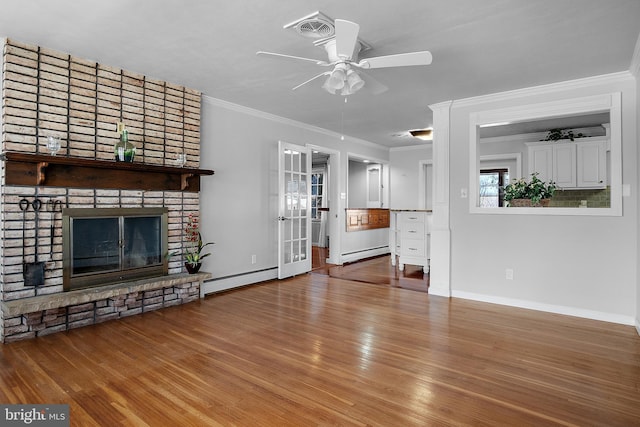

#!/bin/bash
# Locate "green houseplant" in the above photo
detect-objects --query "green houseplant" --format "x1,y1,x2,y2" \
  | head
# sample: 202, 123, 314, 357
504, 173, 556, 207
171, 213, 214, 273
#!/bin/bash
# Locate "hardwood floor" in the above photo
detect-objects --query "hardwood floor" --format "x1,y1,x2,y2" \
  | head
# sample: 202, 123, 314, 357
312, 246, 429, 293
1, 274, 639, 426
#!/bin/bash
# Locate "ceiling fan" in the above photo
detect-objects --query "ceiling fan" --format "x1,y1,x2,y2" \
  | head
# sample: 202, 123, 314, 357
257, 19, 432, 96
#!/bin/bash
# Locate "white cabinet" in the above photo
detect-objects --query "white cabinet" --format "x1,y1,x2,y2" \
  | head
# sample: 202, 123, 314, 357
553, 143, 577, 188
526, 138, 608, 189
390, 211, 431, 273
528, 144, 554, 183
577, 140, 607, 188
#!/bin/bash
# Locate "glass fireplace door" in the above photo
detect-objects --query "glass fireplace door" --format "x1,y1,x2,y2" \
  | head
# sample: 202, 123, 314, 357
123, 216, 162, 268
71, 217, 120, 275
63, 207, 168, 291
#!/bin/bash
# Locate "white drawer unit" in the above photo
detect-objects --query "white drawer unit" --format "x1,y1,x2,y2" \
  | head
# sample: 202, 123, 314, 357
401, 239, 426, 257
391, 211, 430, 273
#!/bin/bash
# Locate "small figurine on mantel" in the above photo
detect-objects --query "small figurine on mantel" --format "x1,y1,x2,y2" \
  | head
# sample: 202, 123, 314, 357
115, 121, 136, 162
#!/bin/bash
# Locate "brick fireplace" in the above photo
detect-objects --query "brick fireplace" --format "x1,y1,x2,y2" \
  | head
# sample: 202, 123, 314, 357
0, 39, 213, 343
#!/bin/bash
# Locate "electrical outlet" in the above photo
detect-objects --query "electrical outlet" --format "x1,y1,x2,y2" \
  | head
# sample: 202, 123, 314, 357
251, 254, 257, 265
505, 268, 514, 280
460, 188, 468, 198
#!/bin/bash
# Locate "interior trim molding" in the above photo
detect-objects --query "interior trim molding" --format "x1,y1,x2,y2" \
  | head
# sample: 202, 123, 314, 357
418, 160, 433, 210
201, 268, 278, 297
427, 100, 452, 298
340, 246, 390, 264
201, 95, 385, 150
629, 32, 640, 77
468, 92, 623, 216
453, 71, 632, 108
480, 152, 522, 183
389, 144, 432, 153
453, 290, 636, 327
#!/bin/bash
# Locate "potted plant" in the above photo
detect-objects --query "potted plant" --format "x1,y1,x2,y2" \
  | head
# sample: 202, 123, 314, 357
171, 213, 214, 273
541, 128, 585, 142
504, 172, 556, 207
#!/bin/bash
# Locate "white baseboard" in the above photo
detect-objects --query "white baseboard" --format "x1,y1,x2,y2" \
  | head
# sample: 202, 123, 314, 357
201, 268, 278, 297
635, 318, 640, 336
341, 246, 390, 264
452, 290, 636, 326
428, 285, 451, 297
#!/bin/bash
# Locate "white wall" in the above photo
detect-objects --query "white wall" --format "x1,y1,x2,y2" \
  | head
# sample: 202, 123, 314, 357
198, 97, 389, 286
449, 74, 638, 324
390, 145, 433, 209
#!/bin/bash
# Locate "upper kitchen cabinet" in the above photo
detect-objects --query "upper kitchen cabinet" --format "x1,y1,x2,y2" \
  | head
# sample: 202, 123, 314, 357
576, 139, 608, 188
526, 137, 609, 189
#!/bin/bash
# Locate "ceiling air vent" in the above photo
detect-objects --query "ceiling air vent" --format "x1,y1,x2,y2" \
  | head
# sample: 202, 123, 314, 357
297, 19, 334, 38
284, 11, 335, 39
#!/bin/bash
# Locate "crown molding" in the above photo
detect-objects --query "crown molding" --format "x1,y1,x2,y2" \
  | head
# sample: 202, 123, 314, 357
453, 72, 633, 109
429, 100, 453, 111
201, 95, 386, 150
389, 144, 432, 153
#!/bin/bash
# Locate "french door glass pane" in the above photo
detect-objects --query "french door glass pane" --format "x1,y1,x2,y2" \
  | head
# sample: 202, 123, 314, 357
299, 175, 308, 213
285, 241, 292, 264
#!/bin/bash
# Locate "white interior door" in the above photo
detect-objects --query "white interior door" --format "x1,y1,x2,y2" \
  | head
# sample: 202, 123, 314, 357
278, 141, 311, 279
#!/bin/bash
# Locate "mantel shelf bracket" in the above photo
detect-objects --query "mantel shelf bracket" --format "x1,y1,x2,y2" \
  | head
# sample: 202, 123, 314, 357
36, 161, 49, 186
181, 173, 194, 191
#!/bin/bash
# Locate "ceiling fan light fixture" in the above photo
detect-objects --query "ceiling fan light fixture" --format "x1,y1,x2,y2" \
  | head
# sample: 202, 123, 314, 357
327, 68, 346, 89
323, 67, 365, 96
346, 70, 365, 93
322, 78, 337, 94
340, 85, 353, 96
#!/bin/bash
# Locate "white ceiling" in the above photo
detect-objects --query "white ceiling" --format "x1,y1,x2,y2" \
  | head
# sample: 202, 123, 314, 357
1, 1, 639, 148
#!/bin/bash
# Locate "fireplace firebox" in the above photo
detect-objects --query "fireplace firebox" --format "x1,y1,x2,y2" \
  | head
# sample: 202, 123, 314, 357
62, 208, 168, 291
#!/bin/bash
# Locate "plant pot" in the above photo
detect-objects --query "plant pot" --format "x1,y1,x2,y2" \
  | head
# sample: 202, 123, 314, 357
508, 198, 531, 207
185, 262, 202, 274
508, 198, 551, 207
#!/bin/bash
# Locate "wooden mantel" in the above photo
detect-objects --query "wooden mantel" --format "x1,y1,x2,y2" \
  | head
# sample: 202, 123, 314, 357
1, 152, 214, 192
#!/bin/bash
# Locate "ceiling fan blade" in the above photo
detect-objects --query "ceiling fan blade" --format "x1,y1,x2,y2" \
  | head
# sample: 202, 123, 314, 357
334, 19, 360, 60
292, 71, 331, 91
358, 70, 388, 95
357, 51, 432, 69
256, 51, 330, 66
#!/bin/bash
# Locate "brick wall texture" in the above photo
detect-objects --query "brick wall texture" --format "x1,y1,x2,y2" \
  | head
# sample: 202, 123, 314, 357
1, 38, 206, 342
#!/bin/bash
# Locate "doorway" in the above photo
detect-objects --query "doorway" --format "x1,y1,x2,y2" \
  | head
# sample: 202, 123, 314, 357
310, 147, 340, 269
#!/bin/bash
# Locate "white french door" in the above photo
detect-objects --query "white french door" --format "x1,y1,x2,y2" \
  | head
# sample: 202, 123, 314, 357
278, 141, 311, 279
